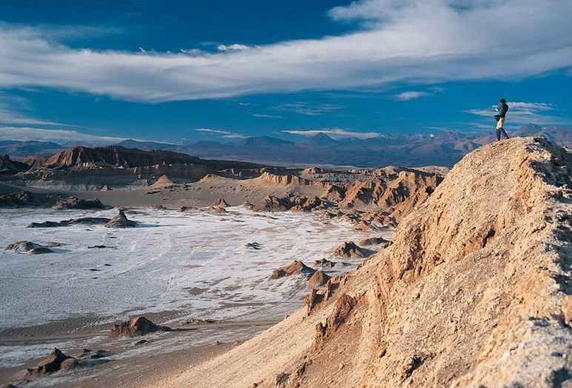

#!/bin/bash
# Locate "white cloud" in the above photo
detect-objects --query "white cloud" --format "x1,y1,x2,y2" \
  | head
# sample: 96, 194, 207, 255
0, 126, 130, 144
194, 128, 247, 139
465, 101, 567, 124
283, 128, 381, 139
0, 0, 570, 102
394, 91, 430, 101
217, 44, 250, 52
252, 114, 284, 119
273, 103, 343, 116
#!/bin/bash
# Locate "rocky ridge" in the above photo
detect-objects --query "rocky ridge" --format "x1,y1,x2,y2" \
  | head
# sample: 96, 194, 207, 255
149, 138, 572, 388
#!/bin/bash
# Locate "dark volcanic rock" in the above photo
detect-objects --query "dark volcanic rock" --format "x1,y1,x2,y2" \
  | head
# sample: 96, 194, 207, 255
0, 155, 29, 175
26, 348, 77, 376
5, 241, 53, 254
52, 197, 104, 210
108, 316, 172, 338
271, 260, 316, 279
105, 210, 137, 228
78, 349, 112, 360
28, 217, 110, 228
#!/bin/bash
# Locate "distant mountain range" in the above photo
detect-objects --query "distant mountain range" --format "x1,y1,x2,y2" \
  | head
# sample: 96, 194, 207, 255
1, 125, 570, 168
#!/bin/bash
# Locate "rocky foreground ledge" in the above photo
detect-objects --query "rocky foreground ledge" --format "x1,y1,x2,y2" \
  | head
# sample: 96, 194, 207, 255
149, 137, 572, 388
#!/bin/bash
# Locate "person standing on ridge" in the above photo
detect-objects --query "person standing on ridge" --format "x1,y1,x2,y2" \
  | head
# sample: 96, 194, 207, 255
494, 98, 510, 141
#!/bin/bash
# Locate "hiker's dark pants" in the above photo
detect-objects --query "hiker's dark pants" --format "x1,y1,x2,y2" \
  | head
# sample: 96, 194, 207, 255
496, 127, 509, 141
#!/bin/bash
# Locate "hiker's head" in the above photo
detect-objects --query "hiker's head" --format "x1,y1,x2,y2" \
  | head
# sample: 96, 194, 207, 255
500, 98, 507, 103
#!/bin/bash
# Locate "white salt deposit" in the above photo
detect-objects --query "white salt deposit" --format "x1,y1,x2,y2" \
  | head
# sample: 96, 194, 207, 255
0, 207, 388, 329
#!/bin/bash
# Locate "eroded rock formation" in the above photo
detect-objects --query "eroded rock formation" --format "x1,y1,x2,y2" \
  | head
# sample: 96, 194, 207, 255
26, 348, 77, 376
105, 210, 137, 228
271, 261, 316, 279
157, 138, 572, 388
108, 316, 172, 338
52, 197, 104, 210
332, 242, 369, 258
5, 241, 53, 254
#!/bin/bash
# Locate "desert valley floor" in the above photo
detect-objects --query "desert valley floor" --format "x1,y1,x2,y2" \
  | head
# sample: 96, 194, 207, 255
0, 205, 387, 387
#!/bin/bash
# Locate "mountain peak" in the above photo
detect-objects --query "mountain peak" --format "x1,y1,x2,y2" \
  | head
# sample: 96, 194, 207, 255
306, 132, 338, 146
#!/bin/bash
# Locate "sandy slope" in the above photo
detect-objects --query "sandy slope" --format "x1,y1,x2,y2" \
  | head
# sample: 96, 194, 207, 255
149, 137, 572, 388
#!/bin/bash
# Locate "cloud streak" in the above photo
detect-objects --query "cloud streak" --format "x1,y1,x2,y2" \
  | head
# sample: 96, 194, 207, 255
194, 128, 247, 139
0, 126, 130, 144
394, 91, 430, 101
283, 128, 381, 139
465, 101, 568, 125
0, 0, 571, 102
273, 103, 343, 116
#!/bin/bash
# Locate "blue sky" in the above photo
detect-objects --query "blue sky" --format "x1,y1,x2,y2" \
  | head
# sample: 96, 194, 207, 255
0, 0, 571, 144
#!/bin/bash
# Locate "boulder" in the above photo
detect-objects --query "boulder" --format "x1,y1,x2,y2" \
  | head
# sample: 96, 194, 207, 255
272, 261, 316, 279
212, 198, 229, 208
333, 242, 369, 258
358, 236, 390, 246
313, 258, 336, 268
108, 316, 172, 338
5, 241, 53, 254
52, 197, 104, 210
105, 210, 137, 228
242, 201, 255, 210
26, 348, 77, 375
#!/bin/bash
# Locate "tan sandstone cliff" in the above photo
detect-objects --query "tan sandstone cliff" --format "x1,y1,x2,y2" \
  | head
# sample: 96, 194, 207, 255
150, 137, 572, 388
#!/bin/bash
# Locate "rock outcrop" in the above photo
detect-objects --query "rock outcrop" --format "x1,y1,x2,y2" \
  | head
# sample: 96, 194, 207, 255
313, 258, 336, 268
0, 155, 29, 175
5, 241, 53, 254
256, 194, 329, 212
26, 348, 77, 376
212, 198, 229, 208
257, 172, 320, 187
0, 190, 57, 208
52, 197, 104, 210
271, 261, 316, 279
108, 316, 172, 338
155, 138, 572, 388
150, 174, 175, 188
45, 146, 198, 168
332, 241, 369, 258
105, 210, 137, 228
358, 236, 391, 247
28, 217, 111, 228
308, 271, 331, 288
